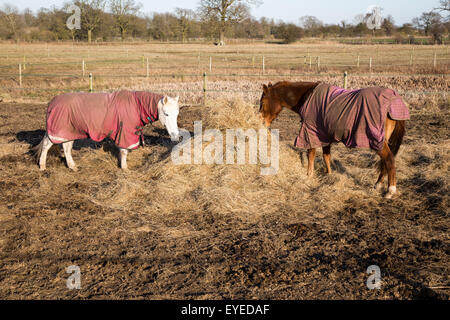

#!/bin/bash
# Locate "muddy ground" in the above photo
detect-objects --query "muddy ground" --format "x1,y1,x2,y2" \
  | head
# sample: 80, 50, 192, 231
0, 101, 448, 299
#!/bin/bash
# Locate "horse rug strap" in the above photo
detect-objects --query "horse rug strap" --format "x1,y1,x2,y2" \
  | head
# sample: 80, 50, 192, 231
294, 83, 410, 151
46, 90, 163, 150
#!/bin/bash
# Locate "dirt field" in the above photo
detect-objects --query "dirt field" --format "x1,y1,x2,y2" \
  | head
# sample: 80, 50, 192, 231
0, 94, 448, 299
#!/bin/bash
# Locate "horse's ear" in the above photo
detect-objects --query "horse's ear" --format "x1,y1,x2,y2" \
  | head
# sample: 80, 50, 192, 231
175, 95, 180, 102
263, 84, 269, 93
268, 82, 273, 87
163, 96, 168, 105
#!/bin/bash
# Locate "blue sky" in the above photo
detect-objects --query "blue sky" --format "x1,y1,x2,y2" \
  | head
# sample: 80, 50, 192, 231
0, 0, 438, 25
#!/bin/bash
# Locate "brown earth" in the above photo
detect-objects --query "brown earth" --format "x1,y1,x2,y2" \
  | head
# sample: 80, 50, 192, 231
0, 100, 448, 299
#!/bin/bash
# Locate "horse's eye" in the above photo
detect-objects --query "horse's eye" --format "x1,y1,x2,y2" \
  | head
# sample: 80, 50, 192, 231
164, 113, 169, 117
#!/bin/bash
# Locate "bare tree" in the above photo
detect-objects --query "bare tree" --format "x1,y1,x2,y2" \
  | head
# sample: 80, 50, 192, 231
23, 8, 35, 27
435, 0, 449, 22
435, 0, 450, 12
299, 15, 323, 37
198, 0, 262, 45
109, 0, 142, 40
0, 4, 21, 41
299, 15, 323, 30
414, 11, 442, 35
76, 0, 106, 43
381, 15, 395, 36
175, 8, 195, 43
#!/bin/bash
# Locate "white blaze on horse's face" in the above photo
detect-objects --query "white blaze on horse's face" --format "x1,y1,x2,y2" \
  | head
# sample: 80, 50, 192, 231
158, 96, 180, 142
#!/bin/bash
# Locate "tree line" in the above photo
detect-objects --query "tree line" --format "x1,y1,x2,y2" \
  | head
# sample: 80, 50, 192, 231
0, 0, 448, 44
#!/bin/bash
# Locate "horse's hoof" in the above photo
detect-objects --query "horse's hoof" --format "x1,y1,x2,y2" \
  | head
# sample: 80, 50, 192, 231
39, 167, 46, 171
384, 186, 397, 199
69, 166, 78, 172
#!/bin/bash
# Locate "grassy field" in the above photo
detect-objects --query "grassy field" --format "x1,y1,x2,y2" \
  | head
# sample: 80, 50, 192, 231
0, 42, 449, 102
0, 42, 449, 299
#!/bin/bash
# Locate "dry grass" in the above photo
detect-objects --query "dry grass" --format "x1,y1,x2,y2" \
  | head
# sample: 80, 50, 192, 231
0, 42, 449, 103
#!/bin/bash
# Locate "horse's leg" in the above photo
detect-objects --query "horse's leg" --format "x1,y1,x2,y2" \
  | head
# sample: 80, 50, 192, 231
375, 119, 397, 192
39, 135, 53, 171
374, 162, 387, 191
62, 141, 77, 171
307, 148, 316, 176
377, 141, 396, 199
120, 148, 128, 170
322, 145, 332, 174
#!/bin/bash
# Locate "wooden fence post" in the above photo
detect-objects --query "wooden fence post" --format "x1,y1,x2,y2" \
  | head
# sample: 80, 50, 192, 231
203, 72, 207, 106
434, 52, 437, 69
209, 56, 212, 72
309, 56, 312, 70
19, 64, 22, 88
343, 71, 348, 89
262, 56, 265, 74
82, 59, 85, 77
23, 55, 26, 71
357, 55, 360, 69
146, 57, 149, 78
317, 56, 320, 72
89, 73, 93, 92
369, 57, 372, 73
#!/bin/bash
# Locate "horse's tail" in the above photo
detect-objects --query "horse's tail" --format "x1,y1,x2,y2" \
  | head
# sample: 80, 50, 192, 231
388, 120, 405, 156
31, 135, 45, 163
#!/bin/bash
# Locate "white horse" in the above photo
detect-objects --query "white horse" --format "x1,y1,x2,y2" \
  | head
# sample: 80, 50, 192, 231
34, 93, 181, 171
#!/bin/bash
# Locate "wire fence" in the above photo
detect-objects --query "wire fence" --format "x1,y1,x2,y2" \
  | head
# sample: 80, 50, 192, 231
2, 71, 448, 113
1, 53, 448, 110
1, 48, 450, 71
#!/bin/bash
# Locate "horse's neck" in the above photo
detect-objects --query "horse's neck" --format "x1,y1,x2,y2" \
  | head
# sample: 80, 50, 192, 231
277, 82, 318, 114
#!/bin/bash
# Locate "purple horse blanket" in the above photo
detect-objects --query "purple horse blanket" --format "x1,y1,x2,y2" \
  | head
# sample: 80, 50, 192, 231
46, 91, 163, 150
294, 83, 410, 151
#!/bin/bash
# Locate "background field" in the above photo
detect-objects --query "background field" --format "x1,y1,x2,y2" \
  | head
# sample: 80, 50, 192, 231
0, 42, 449, 103
0, 42, 449, 299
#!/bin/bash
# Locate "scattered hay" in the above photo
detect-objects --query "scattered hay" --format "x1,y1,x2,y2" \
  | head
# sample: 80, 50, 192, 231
74, 98, 378, 224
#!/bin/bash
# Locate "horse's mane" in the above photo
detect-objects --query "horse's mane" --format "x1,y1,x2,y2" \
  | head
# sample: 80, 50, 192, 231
271, 81, 320, 89
270, 81, 320, 113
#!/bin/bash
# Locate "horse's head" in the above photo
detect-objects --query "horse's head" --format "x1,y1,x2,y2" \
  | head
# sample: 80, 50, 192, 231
260, 82, 282, 127
158, 96, 180, 142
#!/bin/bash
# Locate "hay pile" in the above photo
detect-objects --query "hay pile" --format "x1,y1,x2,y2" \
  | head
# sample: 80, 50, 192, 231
80, 98, 380, 224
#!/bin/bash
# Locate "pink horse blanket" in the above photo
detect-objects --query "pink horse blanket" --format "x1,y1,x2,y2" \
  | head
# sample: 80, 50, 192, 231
46, 91, 163, 150
294, 83, 410, 151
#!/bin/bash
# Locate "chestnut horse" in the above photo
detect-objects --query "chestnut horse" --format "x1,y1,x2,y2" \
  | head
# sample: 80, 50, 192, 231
260, 81, 408, 199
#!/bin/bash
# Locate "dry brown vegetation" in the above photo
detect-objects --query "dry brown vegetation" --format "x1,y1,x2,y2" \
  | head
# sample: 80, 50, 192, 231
0, 42, 449, 103
0, 42, 449, 299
